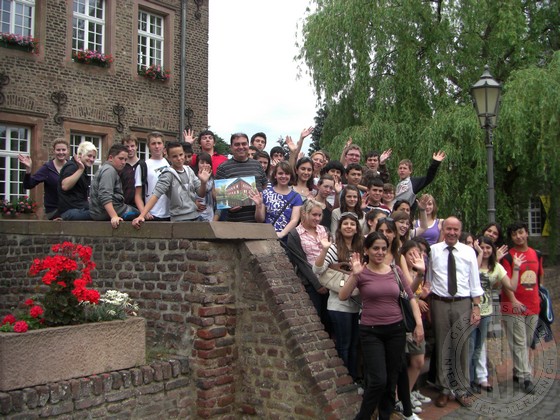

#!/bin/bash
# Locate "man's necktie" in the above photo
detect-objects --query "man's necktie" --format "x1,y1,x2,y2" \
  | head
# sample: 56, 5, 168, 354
447, 246, 457, 296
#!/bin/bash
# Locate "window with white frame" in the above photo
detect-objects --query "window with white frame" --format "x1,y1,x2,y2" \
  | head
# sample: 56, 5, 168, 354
0, 0, 35, 36
137, 9, 164, 69
70, 133, 102, 178
0, 124, 30, 200
526, 197, 542, 236
137, 140, 148, 162
72, 0, 105, 53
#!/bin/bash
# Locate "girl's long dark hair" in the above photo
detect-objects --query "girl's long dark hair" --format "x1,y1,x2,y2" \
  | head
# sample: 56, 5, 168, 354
194, 152, 213, 177
295, 157, 314, 190
363, 232, 389, 264
335, 213, 364, 263
479, 222, 505, 247
478, 236, 497, 272
375, 219, 399, 258
340, 185, 363, 219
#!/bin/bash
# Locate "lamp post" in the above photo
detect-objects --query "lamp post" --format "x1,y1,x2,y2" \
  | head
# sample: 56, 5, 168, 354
470, 65, 502, 223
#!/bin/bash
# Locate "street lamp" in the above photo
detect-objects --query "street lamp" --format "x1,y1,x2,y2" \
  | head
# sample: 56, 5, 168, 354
470, 65, 502, 223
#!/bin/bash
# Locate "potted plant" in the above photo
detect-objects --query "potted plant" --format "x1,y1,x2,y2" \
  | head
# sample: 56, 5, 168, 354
0, 242, 145, 391
0, 32, 39, 53
0, 196, 38, 218
72, 49, 114, 68
138, 64, 171, 81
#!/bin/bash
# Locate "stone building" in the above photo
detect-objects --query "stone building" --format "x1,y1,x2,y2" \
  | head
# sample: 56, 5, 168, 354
0, 0, 208, 211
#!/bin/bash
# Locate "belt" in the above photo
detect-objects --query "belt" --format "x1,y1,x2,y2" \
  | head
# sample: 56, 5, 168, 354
431, 294, 471, 303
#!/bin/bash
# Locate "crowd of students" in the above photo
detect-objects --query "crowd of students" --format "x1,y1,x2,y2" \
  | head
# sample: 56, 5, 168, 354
20, 129, 544, 420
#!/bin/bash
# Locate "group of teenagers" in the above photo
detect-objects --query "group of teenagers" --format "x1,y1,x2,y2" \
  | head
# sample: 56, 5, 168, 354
21, 128, 544, 420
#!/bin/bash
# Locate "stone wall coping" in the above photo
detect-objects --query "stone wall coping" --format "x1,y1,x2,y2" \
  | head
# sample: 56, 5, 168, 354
0, 220, 278, 240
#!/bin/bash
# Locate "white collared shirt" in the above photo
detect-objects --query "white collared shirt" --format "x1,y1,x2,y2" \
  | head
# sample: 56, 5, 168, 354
429, 241, 483, 298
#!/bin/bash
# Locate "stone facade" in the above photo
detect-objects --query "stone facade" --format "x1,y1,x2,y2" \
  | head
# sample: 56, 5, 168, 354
0, 221, 361, 418
0, 0, 209, 212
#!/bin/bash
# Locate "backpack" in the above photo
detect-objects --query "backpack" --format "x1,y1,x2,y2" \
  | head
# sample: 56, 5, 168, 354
138, 160, 148, 204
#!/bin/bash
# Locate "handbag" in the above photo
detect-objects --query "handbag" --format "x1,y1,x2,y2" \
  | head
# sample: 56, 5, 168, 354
318, 267, 359, 296
391, 264, 416, 333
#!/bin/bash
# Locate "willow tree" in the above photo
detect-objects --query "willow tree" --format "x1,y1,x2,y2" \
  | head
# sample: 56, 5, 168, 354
298, 0, 559, 248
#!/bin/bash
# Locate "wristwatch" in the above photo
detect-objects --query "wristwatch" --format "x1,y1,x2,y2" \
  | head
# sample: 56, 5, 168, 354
472, 303, 481, 309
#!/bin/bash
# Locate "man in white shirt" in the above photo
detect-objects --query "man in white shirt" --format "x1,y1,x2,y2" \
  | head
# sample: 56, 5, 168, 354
429, 216, 483, 408
134, 131, 170, 221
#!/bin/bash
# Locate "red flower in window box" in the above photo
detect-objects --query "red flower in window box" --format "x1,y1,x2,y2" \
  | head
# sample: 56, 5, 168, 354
72, 49, 113, 68
0, 32, 39, 53
138, 64, 170, 81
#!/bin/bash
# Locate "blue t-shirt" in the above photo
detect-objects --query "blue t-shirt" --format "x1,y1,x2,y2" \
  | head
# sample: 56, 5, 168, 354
263, 187, 303, 232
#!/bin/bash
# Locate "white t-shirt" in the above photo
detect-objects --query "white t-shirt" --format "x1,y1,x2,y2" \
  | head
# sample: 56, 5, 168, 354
135, 158, 170, 218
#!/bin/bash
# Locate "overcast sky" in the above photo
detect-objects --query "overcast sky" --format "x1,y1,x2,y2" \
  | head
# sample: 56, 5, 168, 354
208, 0, 318, 153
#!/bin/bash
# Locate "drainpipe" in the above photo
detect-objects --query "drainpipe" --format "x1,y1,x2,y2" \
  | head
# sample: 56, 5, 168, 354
179, 0, 187, 134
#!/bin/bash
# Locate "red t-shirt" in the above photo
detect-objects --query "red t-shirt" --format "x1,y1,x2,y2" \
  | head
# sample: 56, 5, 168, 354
190, 152, 228, 176
501, 247, 542, 316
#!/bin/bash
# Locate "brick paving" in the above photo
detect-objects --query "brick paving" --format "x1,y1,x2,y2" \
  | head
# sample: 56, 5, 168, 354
408, 299, 560, 420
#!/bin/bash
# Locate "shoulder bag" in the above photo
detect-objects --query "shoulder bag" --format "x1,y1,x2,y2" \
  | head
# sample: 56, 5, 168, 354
318, 266, 359, 296
391, 264, 416, 332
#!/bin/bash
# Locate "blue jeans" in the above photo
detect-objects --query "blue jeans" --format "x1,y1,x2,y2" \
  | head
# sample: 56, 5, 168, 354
61, 208, 92, 220
328, 310, 359, 380
356, 321, 406, 420
469, 315, 490, 383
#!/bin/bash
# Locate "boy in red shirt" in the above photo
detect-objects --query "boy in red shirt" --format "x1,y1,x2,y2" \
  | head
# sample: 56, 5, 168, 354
501, 221, 544, 394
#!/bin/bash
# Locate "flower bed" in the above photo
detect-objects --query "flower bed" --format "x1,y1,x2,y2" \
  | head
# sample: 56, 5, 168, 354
0, 316, 146, 391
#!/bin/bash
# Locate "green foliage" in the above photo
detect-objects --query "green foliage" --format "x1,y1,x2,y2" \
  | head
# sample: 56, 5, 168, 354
298, 0, 560, 251
213, 133, 230, 156
43, 282, 84, 326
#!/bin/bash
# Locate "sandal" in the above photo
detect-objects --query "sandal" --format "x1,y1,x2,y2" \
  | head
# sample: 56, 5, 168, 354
479, 382, 493, 392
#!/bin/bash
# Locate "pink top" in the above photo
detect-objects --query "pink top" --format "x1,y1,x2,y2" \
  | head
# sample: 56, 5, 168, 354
356, 265, 413, 326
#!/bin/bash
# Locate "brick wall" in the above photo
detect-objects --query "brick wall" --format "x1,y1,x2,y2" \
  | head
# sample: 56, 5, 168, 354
0, 220, 361, 418
0, 359, 192, 419
0, 0, 209, 210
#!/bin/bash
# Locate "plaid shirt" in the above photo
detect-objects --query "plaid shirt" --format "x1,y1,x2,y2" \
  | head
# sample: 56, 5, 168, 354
295, 224, 328, 266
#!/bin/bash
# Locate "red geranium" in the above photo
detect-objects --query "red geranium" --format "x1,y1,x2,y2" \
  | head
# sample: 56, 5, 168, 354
13, 321, 29, 333
24, 299, 34, 306
30, 306, 44, 318
2, 314, 16, 325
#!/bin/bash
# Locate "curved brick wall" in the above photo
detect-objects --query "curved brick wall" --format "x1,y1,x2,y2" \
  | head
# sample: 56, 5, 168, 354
0, 220, 361, 418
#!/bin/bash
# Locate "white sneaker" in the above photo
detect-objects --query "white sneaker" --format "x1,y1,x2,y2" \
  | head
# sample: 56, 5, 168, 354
412, 405, 422, 414
395, 401, 404, 413
412, 390, 431, 404
411, 395, 422, 407
402, 414, 422, 420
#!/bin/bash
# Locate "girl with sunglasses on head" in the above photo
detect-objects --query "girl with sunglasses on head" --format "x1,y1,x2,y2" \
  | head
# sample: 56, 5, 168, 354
285, 200, 332, 333
313, 212, 363, 383
330, 185, 365, 235
469, 236, 523, 393
339, 232, 423, 420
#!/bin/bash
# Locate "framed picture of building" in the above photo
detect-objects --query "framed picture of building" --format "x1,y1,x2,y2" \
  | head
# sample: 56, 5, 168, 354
215, 176, 257, 209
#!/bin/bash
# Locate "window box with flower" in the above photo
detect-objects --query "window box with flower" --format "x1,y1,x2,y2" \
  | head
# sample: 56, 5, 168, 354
1, 196, 38, 219
0, 32, 39, 53
0, 242, 145, 392
138, 64, 171, 81
72, 49, 114, 68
